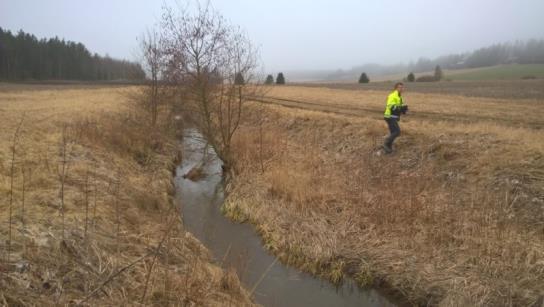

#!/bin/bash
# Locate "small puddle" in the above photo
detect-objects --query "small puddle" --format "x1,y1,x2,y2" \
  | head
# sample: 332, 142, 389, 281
176, 129, 396, 307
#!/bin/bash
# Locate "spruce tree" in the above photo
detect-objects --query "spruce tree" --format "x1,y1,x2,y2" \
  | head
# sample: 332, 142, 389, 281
276, 72, 285, 85
265, 74, 274, 85
434, 65, 443, 81
358, 72, 369, 84
407, 72, 415, 82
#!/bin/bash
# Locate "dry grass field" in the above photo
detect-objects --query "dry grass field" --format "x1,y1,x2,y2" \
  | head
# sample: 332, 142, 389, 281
253, 85, 543, 130
225, 85, 544, 305
0, 85, 253, 306
293, 79, 544, 100
3, 82, 541, 306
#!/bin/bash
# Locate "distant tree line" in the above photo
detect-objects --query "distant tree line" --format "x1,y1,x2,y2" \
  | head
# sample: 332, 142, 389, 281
409, 39, 544, 72
324, 39, 544, 81
0, 28, 145, 81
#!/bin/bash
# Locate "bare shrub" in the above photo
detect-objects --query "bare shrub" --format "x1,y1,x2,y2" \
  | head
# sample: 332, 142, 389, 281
57, 124, 73, 241
6, 114, 25, 262
72, 110, 177, 169
139, 29, 163, 127
20, 162, 34, 251
83, 167, 91, 239
134, 28, 183, 130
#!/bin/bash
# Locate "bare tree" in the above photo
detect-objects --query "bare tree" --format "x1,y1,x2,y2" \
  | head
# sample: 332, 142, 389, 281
160, 1, 261, 173
138, 29, 164, 127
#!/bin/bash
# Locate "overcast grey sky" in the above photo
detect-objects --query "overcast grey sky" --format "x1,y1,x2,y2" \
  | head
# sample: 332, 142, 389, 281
1, 0, 544, 71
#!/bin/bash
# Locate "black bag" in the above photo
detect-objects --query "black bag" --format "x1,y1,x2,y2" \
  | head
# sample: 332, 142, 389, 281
391, 106, 401, 116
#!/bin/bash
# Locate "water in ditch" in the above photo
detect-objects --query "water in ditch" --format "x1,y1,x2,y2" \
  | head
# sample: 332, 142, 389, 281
175, 129, 397, 307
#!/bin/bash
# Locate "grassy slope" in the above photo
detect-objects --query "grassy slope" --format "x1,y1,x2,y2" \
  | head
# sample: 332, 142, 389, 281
225, 85, 544, 306
364, 64, 544, 82
0, 85, 254, 306
447, 64, 544, 80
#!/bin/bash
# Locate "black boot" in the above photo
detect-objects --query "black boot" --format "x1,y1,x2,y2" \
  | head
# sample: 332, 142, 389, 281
383, 143, 392, 154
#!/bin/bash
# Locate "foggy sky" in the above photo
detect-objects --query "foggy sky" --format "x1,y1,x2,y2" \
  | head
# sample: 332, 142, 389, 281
1, 0, 543, 72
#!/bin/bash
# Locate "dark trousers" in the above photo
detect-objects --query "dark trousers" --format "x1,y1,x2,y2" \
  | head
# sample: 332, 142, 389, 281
384, 117, 401, 148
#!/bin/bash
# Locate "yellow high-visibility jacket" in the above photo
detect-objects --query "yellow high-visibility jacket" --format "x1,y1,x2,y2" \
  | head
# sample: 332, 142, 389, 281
384, 90, 403, 119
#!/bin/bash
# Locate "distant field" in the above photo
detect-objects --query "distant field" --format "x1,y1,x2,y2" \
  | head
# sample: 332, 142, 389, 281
352, 64, 544, 83
292, 79, 544, 100
0, 81, 140, 92
447, 64, 544, 80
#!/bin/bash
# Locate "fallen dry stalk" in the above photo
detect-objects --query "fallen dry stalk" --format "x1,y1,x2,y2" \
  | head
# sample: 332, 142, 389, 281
140, 203, 181, 304
249, 257, 277, 296
77, 251, 149, 306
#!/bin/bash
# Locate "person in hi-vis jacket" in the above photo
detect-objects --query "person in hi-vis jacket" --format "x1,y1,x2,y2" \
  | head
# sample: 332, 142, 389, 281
383, 82, 408, 154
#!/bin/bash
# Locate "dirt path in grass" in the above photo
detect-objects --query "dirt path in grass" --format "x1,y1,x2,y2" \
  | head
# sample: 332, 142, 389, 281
250, 95, 544, 130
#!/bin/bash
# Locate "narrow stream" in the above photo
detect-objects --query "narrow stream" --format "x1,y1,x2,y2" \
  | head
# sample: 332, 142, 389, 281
175, 129, 396, 307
